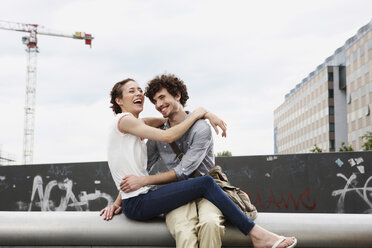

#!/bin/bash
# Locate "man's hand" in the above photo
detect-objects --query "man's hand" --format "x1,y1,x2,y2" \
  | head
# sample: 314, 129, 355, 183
204, 112, 227, 137
100, 203, 122, 221
120, 175, 147, 193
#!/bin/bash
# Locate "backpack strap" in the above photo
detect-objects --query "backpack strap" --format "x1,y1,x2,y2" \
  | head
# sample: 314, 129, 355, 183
169, 142, 184, 161
160, 123, 184, 161
163, 122, 201, 177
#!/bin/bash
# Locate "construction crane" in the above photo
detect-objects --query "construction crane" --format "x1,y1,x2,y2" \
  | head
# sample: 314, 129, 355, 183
0, 20, 94, 165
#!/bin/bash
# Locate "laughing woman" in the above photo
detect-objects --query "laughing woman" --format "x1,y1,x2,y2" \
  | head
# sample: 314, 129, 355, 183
101, 78, 297, 248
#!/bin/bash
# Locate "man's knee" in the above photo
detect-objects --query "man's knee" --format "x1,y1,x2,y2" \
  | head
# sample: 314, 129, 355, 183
166, 217, 198, 234
165, 202, 198, 228
198, 213, 225, 233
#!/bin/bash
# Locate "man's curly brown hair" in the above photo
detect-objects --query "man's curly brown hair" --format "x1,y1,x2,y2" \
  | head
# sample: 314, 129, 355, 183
145, 74, 189, 106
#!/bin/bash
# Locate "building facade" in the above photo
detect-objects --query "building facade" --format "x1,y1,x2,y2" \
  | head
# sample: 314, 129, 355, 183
274, 20, 372, 154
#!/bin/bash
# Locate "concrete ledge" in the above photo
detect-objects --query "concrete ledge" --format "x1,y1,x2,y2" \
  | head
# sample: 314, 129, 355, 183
0, 212, 371, 247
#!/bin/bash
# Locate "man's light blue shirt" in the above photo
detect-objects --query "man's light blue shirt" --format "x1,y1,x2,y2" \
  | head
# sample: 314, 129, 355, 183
147, 119, 215, 181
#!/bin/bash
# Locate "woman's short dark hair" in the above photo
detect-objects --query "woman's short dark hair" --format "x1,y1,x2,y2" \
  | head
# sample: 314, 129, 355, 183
145, 74, 189, 106
110, 78, 135, 114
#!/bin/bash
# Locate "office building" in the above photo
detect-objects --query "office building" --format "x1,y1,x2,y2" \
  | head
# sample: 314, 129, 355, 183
274, 20, 372, 154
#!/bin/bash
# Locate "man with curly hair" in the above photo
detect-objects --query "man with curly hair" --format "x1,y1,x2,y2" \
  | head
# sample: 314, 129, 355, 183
143, 73, 227, 248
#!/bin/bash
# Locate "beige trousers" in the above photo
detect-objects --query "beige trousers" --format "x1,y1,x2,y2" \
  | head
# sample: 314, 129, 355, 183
165, 198, 225, 248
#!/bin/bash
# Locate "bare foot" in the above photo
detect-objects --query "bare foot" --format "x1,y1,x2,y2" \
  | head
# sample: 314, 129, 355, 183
249, 225, 297, 248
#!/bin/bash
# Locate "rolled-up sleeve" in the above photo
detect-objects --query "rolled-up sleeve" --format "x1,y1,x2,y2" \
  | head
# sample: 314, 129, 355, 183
173, 122, 212, 181
147, 139, 160, 173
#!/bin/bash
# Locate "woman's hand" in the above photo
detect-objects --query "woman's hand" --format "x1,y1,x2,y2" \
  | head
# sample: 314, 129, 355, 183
204, 112, 227, 137
100, 203, 122, 221
120, 175, 147, 193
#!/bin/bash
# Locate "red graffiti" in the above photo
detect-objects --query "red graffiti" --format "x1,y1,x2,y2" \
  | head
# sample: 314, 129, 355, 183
247, 188, 316, 211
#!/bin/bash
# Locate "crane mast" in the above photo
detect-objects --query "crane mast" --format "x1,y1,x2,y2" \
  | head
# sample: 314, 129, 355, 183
0, 20, 94, 165
23, 30, 38, 165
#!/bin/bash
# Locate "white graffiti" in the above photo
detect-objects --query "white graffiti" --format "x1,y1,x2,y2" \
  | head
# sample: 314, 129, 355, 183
28, 175, 113, 211
347, 157, 364, 168
266, 156, 278, 161
332, 173, 372, 213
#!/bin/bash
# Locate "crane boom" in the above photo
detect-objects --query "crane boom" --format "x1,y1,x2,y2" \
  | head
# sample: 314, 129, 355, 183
0, 20, 94, 47
0, 20, 37, 33
0, 20, 94, 164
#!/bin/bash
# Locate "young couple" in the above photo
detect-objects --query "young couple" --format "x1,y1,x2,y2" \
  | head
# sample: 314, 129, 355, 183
100, 74, 297, 248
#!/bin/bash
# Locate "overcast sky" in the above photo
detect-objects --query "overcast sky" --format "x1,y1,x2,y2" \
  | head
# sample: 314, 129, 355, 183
0, 0, 371, 164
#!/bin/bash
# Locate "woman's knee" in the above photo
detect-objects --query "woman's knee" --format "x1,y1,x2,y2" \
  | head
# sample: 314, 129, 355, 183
123, 203, 148, 221
202, 175, 216, 188
201, 175, 214, 183
123, 210, 149, 221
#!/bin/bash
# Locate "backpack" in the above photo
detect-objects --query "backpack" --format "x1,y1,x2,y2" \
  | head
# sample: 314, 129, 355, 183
168, 141, 258, 220
208, 165, 258, 220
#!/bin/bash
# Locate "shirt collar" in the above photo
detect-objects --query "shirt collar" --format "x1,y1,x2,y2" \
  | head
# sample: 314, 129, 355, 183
164, 111, 190, 129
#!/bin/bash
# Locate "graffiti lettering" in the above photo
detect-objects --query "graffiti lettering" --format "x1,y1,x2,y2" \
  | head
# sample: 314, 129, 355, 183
48, 165, 72, 177
332, 173, 372, 213
28, 175, 113, 211
266, 156, 278, 161
249, 188, 316, 211
0, 176, 8, 192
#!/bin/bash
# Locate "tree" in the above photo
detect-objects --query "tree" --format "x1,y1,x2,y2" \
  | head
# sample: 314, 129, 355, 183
310, 144, 322, 153
338, 142, 354, 152
216, 150, 232, 157
361, 131, 372, 150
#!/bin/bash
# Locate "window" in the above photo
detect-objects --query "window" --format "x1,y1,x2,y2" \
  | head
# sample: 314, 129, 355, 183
346, 56, 350, 66
353, 50, 357, 61
357, 68, 361, 78
365, 62, 369, 74
369, 39, 372, 50
329, 106, 334, 115
370, 81, 372, 93
347, 94, 351, 104
366, 105, 370, 116
354, 89, 359, 100
361, 85, 366, 97
349, 72, 354, 84
329, 140, 335, 149
352, 131, 356, 141
351, 111, 356, 122
328, 89, 334, 98
358, 108, 363, 119
359, 128, 364, 138
360, 45, 365, 56
329, 123, 335, 132
328, 72, 334, 81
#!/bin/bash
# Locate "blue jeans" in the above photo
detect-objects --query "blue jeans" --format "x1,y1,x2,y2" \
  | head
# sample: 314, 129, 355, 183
122, 175, 255, 235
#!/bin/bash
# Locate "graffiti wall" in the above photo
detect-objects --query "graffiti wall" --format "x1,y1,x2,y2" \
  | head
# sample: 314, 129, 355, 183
215, 152, 372, 214
0, 151, 371, 213
0, 162, 115, 211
